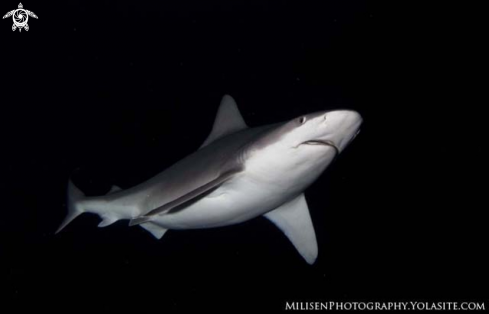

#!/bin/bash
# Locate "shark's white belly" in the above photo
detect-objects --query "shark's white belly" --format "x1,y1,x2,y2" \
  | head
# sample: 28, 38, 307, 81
150, 149, 334, 230
149, 172, 298, 229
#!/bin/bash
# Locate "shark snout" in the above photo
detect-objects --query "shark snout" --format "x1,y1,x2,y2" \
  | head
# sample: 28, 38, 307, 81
321, 110, 362, 153
326, 110, 362, 125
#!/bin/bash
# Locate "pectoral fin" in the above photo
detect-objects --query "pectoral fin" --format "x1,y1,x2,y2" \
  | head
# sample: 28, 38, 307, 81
264, 194, 318, 264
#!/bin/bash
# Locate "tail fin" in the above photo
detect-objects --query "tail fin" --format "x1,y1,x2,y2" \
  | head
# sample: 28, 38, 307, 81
56, 179, 86, 234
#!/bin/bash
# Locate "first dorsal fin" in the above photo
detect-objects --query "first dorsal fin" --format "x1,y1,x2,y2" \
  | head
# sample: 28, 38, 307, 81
199, 95, 248, 149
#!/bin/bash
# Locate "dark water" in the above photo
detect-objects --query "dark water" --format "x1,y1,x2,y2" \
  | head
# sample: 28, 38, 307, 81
1, 1, 485, 312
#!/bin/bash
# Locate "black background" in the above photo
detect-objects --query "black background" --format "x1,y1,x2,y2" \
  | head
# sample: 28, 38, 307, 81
1, 1, 486, 312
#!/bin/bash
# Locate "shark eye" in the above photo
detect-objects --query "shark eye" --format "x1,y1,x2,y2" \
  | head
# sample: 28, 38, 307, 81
299, 116, 307, 125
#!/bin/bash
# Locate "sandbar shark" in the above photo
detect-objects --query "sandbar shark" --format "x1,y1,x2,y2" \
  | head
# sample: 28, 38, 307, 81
57, 95, 362, 264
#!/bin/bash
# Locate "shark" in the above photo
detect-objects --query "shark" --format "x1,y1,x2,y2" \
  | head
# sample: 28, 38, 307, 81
57, 95, 362, 264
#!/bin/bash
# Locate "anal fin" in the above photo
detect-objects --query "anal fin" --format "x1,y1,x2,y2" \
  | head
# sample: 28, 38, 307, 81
98, 215, 118, 227
140, 222, 168, 239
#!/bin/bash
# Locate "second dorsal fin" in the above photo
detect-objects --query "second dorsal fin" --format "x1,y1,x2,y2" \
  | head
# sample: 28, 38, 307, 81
199, 95, 248, 149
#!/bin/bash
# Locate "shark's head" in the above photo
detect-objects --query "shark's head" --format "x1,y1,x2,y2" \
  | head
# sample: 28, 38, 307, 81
280, 109, 363, 154
253, 109, 362, 157
245, 109, 362, 190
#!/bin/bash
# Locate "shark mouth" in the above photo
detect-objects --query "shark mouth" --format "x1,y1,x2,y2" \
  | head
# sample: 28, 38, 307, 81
302, 140, 340, 155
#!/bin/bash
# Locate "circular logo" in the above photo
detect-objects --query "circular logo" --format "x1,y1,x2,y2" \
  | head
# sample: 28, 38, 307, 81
13, 9, 28, 27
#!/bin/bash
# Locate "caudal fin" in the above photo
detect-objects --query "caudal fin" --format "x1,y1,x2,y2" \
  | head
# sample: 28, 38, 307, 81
56, 179, 86, 234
